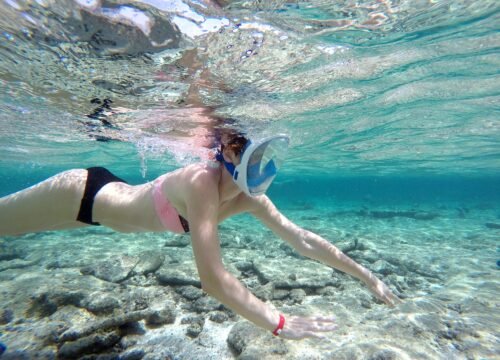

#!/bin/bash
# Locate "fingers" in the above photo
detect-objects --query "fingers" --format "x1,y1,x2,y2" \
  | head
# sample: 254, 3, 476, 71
378, 293, 394, 306
309, 315, 336, 324
292, 315, 337, 330
385, 297, 396, 307
382, 291, 403, 307
370, 281, 402, 307
303, 331, 329, 340
309, 321, 338, 332
367, 277, 404, 307
391, 294, 403, 305
281, 315, 337, 340
301, 316, 337, 332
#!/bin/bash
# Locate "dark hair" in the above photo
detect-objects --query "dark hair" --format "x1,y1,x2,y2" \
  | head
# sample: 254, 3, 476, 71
216, 127, 248, 156
223, 134, 248, 156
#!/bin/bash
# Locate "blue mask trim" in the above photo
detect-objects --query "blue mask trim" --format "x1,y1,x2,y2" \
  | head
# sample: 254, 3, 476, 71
216, 135, 288, 196
216, 140, 252, 180
247, 159, 277, 187
216, 150, 236, 177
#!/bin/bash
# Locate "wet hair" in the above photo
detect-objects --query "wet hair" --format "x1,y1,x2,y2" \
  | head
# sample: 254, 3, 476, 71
206, 113, 248, 158
223, 133, 248, 156
216, 128, 248, 157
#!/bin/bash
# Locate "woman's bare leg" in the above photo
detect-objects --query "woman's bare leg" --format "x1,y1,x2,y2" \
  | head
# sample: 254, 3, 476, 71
0, 169, 89, 236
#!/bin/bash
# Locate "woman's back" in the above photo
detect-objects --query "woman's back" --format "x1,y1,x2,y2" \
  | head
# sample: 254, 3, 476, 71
92, 180, 162, 233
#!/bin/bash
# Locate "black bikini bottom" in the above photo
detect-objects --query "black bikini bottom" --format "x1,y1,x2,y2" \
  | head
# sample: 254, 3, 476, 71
77, 167, 127, 225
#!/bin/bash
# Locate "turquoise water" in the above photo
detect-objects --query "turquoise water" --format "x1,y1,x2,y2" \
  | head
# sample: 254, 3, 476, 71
1, 1, 499, 359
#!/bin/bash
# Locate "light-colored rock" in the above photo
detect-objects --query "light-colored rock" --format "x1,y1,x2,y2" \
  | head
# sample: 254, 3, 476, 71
253, 257, 337, 289
133, 251, 166, 275
82, 255, 138, 283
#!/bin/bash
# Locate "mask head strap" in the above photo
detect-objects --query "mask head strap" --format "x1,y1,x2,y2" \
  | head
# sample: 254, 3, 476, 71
215, 140, 252, 180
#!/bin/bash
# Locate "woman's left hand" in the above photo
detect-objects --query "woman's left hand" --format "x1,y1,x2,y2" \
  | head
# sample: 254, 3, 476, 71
279, 315, 337, 340
366, 276, 402, 307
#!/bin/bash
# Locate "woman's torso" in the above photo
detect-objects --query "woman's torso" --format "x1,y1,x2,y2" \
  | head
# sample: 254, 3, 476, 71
92, 163, 248, 233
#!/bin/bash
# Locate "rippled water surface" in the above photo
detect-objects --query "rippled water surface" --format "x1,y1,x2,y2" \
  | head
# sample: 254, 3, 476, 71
0, 0, 499, 179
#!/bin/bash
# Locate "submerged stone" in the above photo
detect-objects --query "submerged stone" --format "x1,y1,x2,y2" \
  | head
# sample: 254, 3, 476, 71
227, 322, 288, 358
227, 322, 262, 355
120, 349, 146, 360
192, 296, 223, 313
289, 288, 306, 304
28, 289, 86, 318
209, 311, 229, 323
0, 247, 23, 261
371, 260, 396, 276
145, 308, 175, 327
57, 331, 120, 359
175, 285, 204, 301
233, 261, 255, 272
180, 315, 204, 337
133, 251, 165, 275
253, 282, 274, 301
180, 315, 205, 326
59, 309, 156, 343
253, 257, 336, 289
82, 294, 121, 315
164, 236, 190, 247
368, 349, 398, 360
34, 321, 70, 345
0, 259, 37, 272
156, 263, 200, 287
186, 323, 203, 338
82, 255, 138, 283
0, 309, 14, 324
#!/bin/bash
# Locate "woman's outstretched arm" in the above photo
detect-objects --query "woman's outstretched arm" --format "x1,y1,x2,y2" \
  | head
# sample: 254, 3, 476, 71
250, 196, 401, 307
185, 173, 337, 339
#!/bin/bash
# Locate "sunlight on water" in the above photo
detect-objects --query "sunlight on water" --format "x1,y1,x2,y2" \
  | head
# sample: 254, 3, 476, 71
0, 0, 498, 176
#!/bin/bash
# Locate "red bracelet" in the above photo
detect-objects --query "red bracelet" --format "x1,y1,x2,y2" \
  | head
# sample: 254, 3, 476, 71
272, 314, 285, 336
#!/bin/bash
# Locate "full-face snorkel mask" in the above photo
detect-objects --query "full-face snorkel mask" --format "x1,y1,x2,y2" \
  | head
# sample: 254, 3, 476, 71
216, 135, 290, 196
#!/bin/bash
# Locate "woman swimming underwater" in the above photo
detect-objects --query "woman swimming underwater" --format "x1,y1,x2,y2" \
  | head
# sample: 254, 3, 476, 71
0, 132, 400, 339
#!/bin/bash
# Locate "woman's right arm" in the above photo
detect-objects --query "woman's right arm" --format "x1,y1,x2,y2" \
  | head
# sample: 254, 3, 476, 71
185, 174, 336, 339
248, 195, 401, 307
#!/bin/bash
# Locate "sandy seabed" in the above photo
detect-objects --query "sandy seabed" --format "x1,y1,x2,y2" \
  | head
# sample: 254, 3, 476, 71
0, 201, 498, 359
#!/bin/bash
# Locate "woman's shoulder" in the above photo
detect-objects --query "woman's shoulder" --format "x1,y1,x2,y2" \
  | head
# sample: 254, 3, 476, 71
177, 163, 220, 205
185, 162, 219, 175
160, 162, 220, 207
175, 162, 220, 187
162, 162, 217, 177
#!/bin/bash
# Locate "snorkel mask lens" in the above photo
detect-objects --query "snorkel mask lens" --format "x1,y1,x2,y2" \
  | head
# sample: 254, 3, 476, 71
238, 135, 289, 196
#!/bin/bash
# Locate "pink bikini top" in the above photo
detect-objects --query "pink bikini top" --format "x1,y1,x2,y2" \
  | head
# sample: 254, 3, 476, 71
152, 175, 189, 234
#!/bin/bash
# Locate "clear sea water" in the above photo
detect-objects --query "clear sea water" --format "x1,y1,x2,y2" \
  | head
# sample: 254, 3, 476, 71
0, 1, 499, 359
